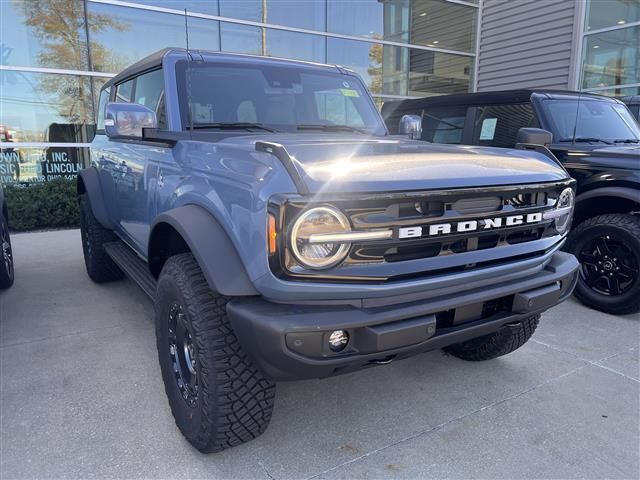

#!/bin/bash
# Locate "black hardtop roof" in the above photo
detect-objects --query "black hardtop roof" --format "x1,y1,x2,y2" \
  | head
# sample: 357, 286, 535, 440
102, 47, 343, 90
384, 89, 623, 111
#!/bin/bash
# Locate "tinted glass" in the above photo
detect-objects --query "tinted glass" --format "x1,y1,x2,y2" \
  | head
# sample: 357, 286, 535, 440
0, 71, 95, 142
586, 0, 640, 31
327, 0, 410, 43
116, 79, 135, 103
541, 99, 640, 141
134, 1, 219, 15
96, 87, 111, 130
266, 0, 325, 30
219, 0, 262, 22
176, 62, 385, 134
421, 106, 468, 144
220, 22, 262, 55
266, 29, 325, 63
134, 69, 164, 111
472, 104, 537, 148
582, 26, 639, 90
410, 0, 477, 53
86, 3, 219, 72
0, 0, 89, 70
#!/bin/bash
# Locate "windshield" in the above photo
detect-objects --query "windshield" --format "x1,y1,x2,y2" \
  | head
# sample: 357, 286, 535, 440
541, 99, 640, 143
176, 61, 386, 135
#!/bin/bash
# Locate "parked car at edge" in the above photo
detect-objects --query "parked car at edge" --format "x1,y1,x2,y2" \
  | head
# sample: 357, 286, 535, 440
0, 183, 14, 289
383, 90, 640, 315
80, 49, 579, 452
620, 95, 640, 122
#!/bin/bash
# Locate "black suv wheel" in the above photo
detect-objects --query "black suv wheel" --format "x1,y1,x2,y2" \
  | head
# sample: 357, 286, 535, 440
79, 195, 124, 283
444, 315, 539, 361
566, 214, 640, 315
155, 253, 275, 453
0, 212, 14, 289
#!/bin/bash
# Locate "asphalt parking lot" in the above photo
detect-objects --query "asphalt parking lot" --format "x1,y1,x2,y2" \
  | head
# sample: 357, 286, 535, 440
1, 229, 638, 479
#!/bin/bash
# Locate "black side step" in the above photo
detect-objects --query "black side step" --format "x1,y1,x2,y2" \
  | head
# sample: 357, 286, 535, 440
104, 241, 156, 299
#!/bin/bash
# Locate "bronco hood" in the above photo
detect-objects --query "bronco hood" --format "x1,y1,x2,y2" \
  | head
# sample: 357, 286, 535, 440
227, 134, 569, 193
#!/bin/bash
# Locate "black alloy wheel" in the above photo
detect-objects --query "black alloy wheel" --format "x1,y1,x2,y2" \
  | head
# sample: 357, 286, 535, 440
577, 234, 638, 297
167, 302, 199, 408
566, 214, 640, 315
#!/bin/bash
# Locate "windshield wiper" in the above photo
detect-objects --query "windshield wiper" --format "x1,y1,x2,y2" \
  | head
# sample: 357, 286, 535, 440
296, 124, 368, 134
558, 137, 614, 145
191, 122, 276, 132
612, 138, 640, 143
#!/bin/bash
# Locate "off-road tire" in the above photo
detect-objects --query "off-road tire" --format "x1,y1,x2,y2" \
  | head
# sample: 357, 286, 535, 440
155, 253, 275, 453
565, 214, 640, 315
444, 315, 540, 361
79, 194, 123, 283
0, 213, 14, 289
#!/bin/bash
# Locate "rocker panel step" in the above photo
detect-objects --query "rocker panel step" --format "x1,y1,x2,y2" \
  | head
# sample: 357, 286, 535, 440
104, 241, 156, 299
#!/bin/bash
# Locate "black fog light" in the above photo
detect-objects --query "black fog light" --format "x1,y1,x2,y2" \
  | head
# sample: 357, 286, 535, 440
328, 330, 349, 352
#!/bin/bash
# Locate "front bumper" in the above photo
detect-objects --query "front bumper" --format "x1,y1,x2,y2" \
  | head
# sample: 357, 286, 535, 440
227, 251, 579, 381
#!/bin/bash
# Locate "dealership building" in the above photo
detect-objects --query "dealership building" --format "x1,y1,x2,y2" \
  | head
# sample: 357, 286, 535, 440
0, 0, 638, 186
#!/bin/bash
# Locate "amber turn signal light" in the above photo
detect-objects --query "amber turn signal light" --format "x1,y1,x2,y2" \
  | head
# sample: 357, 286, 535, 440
268, 214, 277, 255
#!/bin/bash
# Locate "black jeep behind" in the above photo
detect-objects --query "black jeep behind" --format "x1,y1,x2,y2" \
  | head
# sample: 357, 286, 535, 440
383, 90, 640, 315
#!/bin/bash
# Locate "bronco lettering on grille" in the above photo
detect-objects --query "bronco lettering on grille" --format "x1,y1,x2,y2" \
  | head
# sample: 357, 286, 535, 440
398, 212, 543, 239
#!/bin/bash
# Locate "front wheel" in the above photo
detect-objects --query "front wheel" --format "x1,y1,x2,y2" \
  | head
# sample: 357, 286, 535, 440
444, 315, 540, 361
0, 213, 14, 289
565, 214, 640, 315
155, 253, 275, 453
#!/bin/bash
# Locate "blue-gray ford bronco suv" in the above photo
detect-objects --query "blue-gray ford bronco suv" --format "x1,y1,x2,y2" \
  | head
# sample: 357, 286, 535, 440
79, 48, 579, 452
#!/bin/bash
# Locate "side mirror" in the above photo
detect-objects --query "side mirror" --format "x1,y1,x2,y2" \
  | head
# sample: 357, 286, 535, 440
516, 127, 552, 146
104, 102, 157, 139
399, 114, 422, 140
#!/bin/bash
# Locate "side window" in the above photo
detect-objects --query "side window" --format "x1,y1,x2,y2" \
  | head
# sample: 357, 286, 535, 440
114, 69, 166, 128
420, 106, 468, 144
314, 90, 365, 127
134, 69, 166, 128
96, 87, 111, 131
472, 103, 537, 148
115, 79, 134, 103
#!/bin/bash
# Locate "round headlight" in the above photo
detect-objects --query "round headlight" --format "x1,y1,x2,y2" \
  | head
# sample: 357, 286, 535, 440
555, 187, 575, 234
290, 206, 351, 269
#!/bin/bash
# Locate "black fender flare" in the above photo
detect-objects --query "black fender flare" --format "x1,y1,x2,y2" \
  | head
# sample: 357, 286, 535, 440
576, 186, 640, 205
149, 205, 258, 296
77, 167, 115, 230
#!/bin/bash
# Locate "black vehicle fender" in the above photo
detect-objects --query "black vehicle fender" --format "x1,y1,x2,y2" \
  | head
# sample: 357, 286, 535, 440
576, 186, 640, 205
148, 205, 258, 296
77, 167, 115, 230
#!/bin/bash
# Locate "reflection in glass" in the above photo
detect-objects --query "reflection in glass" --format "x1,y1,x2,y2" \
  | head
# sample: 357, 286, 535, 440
221, 22, 262, 55
582, 26, 639, 90
586, 0, 640, 31
410, 0, 477, 53
408, 49, 471, 96
134, 1, 219, 15
1, 0, 89, 70
0, 146, 89, 185
328, 37, 470, 97
0, 71, 95, 142
328, 0, 410, 43
266, 0, 325, 30
86, 3, 220, 72
266, 29, 325, 63
219, 0, 262, 22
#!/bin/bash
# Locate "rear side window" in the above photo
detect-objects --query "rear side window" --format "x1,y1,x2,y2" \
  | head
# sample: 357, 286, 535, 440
115, 79, 134, 103
472, 103, 537, 148
96, 87, 111, 131
420, 106, 467, 144
114, 69, 167, 128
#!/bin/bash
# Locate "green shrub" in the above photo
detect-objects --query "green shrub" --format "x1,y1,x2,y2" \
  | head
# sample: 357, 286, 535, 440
4, 178, 79, 231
